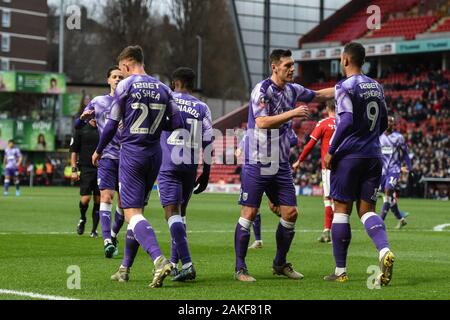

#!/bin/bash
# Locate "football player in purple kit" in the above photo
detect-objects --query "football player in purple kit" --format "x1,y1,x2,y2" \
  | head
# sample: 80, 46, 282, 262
92, 45, 182, 288
379, 116, 412, 229
158, 67, 213, 281
76, 66, 126, 258
234, 49, 335, 282
323, 42, 394, 286
3, 139, 22, 196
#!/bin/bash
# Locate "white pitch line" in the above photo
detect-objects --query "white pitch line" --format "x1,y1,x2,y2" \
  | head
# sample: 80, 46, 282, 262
0, 289, 78, 300
433, 223, 450, 232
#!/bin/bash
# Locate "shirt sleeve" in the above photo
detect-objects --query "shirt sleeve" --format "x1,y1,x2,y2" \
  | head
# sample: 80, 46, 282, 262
108, 80, 127, 121
335, 83, 353, 114
310, 121, 324, 141
202, 104, 213, 147
250, 84, 270, 118
292, 83, 316, 103
69, 129, 81, 153
163, 89, 183, 131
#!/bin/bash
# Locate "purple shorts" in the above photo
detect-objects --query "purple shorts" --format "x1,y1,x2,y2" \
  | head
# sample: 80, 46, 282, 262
330, 157, 382, 204
4, 167, 18, 178
157, 169, 197, 208
98, 158, 119, 191
239, 163, 297, 208
380, 172, 400, 192
119, 149, 161, 209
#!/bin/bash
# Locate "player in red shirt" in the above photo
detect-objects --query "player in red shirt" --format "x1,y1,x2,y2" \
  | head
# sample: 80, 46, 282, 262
293, 100, 336, 243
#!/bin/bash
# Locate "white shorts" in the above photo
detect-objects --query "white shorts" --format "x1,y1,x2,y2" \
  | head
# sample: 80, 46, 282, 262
322, 169, 331, 198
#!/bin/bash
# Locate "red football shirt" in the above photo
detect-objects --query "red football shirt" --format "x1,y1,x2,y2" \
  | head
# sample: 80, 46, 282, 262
299, 117, 336, 169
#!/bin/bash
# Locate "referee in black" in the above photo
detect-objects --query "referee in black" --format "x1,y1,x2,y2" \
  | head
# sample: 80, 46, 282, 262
70, 116, 100, 237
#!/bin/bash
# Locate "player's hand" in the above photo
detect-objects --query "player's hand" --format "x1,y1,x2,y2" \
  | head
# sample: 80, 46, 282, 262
71, 172, 79, 182
193, 171, 210, 194
324, 152, 333, 170
80, 110, 94, 121
292, 160, 301, 172
401, 166, 409, 174
235, 148, 242, 158
118, 120, 124, 130
292, 105, 309, 119
92, 151, 101, 167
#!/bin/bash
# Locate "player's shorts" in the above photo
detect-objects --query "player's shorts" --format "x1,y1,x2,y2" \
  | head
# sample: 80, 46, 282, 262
79, 167, 100, 196
119, 149, 161, 209
239, 163, 296, 208
157, 169, 197, 208
330, 157, 382, 204
321, 169, 331, 198
4, 167, 18, 178
380, 172, 400, 192
97, 158, 119, 191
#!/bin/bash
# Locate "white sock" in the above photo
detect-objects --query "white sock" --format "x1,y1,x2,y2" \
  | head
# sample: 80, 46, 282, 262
335, 267, 346, 275
280, 218, 295, 229
379, 247, 390, 261
238, 217, 252, 229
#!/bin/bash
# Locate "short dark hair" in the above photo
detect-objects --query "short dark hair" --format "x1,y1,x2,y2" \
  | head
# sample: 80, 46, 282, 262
269, 49, 292, 65
326, 99, 336, 112
50, 78, 57, 83
117, 45, 144, 64
172, 67, 196, 91
8, 139, 14, 144
343, 42, 365, 68
107, 66, 120, 78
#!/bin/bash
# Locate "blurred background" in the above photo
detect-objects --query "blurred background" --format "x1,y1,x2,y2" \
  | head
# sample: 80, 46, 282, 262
0, 0, 448, 199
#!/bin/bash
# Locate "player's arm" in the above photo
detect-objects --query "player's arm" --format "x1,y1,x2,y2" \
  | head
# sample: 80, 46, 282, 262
325, 89, 353, 169
256, 106, 309, 129
312, 87, 335, 103
195, 105, 214, 195
400, 138, 412, 172
16, 151, 23, 167
69, 130, 81, 180
75, 103, 95, 129
163, 95, 183, 131
93, 82, 126, 165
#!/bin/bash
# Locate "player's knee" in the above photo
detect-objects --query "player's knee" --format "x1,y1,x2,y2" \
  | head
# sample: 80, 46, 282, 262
241, 206, 258, 221
281, 207, 298, 222
100, 191, 113, 204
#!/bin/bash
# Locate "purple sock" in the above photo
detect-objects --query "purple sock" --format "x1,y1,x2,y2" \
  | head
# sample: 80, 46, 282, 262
122, 227, 139, 268
99, 204, 112, 241
112, 209, 125, 236
331, 220, 352, 268
168, 216, 191, 265
390, 203, 403, 220
170, 238, 178, 265
363, 213, 390, 251
274, 221, 295, 267
253, 213, 262, 241
234, 219, 251, 272
132, 217, 162, 261
91, 203, 100, 232
380, 202, 390, 220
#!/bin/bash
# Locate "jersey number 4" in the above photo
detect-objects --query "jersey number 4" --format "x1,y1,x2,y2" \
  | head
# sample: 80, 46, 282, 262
130, 103, 166, 134
167, 118, 200, 149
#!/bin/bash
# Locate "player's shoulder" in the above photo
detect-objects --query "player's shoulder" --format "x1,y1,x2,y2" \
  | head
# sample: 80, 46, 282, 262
252, 78, 273, 96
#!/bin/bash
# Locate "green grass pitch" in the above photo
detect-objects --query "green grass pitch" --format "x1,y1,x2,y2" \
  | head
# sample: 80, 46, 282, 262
0, 187, 449, 300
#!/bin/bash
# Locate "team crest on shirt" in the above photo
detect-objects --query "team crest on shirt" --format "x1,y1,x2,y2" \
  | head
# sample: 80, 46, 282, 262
259, 96, 269, 108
